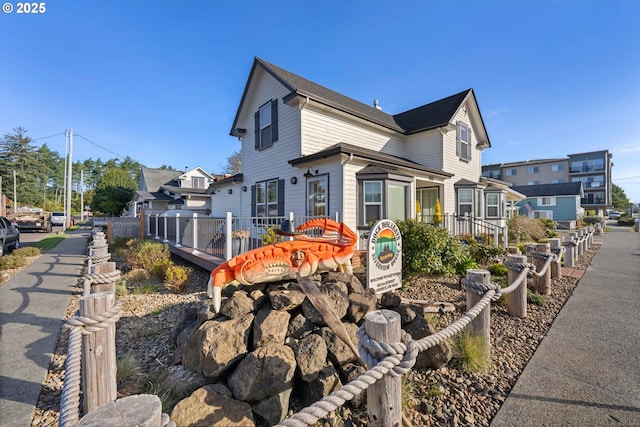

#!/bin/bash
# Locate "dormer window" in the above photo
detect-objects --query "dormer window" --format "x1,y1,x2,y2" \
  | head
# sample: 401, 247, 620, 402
254, 99, 279, 150
192, 177, 205, 189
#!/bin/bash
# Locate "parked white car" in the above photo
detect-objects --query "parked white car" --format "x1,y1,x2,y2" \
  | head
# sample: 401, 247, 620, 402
51, 212, 66, 226
608, 210, 621, 219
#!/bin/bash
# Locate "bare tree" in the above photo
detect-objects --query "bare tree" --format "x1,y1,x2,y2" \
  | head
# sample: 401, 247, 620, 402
223, 150, 242, 175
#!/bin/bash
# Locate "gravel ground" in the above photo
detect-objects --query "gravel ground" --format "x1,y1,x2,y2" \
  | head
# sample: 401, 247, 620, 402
30, 243, 600, 427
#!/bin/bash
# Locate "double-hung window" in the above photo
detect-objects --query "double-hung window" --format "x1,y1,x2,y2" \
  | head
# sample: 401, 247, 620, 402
254, 99, 279, 150
253, 178, 284, 218
527, 166, 539, 174
486, 193, 500, 218
192, 177, 205, 189
456, 122, 472, 161
364, 181, 382, 224
307, 175, 328, 216
458, 188, 473, 216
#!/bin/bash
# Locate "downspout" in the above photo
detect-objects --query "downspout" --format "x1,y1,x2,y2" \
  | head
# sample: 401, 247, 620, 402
341, 152, 355, 246
298, 96, 309, 158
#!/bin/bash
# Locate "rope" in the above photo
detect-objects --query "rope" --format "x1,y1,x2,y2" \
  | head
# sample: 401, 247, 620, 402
529, 252, 556, 277
83, 270, 121, 285
88, 254, 111, 263
358, 328, 418, 376
276, 290, 496, 427
59, 301, 122, 426
460, 277, 502, 301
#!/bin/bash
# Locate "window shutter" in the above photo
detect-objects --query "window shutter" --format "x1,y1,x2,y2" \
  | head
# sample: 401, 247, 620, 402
456, 121, 461, 157
468, 128, 472, 161
254, 111, 260, 150
251, 185, 256, 216
271, 99, 278, 143
277, 179, 285, 216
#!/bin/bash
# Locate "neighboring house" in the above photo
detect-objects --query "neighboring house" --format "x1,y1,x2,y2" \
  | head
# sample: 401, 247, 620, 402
512, 182, 584, 228
211, 57, 522, 247
483, 150, 612, 216
128, 166, 218, 216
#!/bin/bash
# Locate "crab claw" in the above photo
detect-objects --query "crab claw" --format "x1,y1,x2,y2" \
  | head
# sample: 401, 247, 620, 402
296, 218, 357, 247
207, 276, 222, 313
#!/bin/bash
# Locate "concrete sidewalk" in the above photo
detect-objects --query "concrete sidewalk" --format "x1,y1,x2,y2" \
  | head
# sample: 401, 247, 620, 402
0, 228, 90, 427
491, 227, 640, 426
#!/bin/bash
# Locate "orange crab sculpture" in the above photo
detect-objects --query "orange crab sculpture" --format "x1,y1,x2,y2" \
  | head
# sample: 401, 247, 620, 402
207, 218, 357, 312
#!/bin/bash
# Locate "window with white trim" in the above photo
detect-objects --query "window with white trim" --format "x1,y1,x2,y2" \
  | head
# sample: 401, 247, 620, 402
456, 122, 472, 161
192, 177, 205, 189
364, 181, 382, 223
527, 166, 539, 174
307, 175, 328, 216
458, 188, 473, 216
486, 193, 500, 218
505, 169, 517, 176
538, 197, 556, 206
533, 210, 553, 219
551, 164, 564, 172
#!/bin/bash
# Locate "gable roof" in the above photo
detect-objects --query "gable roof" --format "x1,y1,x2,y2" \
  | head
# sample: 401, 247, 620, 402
512, 182, 583, 198
231, 57, 486, 141
140, 167, 182, 192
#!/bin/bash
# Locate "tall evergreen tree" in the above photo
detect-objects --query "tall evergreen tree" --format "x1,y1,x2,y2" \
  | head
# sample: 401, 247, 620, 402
0, 127, 47, 208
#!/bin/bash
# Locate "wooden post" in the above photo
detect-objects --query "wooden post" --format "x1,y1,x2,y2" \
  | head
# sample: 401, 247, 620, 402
80, 292, 117, 413
563, 236, 575, 268
532, 243, 551, 295
507, 254, 527, 318
106, 221, 112, 244
365, 310, 402, 427
506, 245, 520, 254
548, 238, 562, 279
465, 270, 491, 362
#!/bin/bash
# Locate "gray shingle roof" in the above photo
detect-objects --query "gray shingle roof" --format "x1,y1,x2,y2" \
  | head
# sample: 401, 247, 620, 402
512, 182, 583, 197
231, 57, 475, 136
140, 167, 182, 192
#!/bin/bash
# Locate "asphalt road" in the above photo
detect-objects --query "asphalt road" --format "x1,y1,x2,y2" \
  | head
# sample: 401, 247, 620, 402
17, 225, 66, 247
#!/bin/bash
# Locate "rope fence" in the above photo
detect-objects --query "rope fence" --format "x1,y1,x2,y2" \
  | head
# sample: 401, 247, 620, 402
276, 227, 592, 427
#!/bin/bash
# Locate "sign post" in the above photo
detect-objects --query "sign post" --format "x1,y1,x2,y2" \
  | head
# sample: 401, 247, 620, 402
366, 219, 403, 293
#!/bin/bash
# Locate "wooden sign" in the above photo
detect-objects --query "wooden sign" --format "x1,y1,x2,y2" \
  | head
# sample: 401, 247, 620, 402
366, 219, 402, 293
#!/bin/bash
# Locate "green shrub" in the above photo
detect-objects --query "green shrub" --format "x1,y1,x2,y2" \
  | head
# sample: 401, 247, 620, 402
450, 332, 490, 373
467, 242, 506, 265
582, 216, 603, 225
124, 239, 171, 271
527, 290, 545, 306
13, 247, 41, 257
488, 263, 508, 277
125, 269, 151, 283
152, 259, 173, 280
115, 279, 128, 297
396, 220, 475, 276
0, 255, 27, 270
538, 217, 558, 238
617, 216, 635, 226
116, 353, 140, 386
165, 265, 191, 293
133, 283, 159, 294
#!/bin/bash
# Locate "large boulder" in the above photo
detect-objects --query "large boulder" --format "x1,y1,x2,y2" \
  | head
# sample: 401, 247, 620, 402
403, 315, 451, 369
164, 365, 208, 399
228, 344, 297, 402
301, 280, 350, 325
346, 290, 377, 324
287, 312, 316, 339
317, 323, 360, 366
268, 285, 306, 311
182, 314, 254, 379
220, 291, 255, 318
291, 334, 328, 382
251, 388, 292, 426
253, 307, 291, 347
300, 364, 343, 407
171, 386, 255, 427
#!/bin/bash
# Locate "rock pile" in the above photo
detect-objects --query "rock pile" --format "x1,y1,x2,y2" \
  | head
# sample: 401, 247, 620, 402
167, 272, 452, 426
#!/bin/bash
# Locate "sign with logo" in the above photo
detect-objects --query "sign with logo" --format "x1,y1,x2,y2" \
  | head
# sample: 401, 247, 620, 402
366, 219, 402, 293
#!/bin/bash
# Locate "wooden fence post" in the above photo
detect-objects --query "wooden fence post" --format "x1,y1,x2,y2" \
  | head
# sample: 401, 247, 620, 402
563, 236, 575, 268
548, 238, 562, 279
77, 394, 163, 427
465, 270, 491, 362
365, 310, 402, 427
507, 254, 528, 318
532, 243, 551, 295
80, 291, 117, 413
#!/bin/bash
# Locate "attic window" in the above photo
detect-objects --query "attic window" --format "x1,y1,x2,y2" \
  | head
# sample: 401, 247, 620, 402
254, 99, 279, 150
456, 122, 472, 162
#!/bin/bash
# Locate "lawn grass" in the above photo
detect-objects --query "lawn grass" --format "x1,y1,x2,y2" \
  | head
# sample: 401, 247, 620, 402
30, 235, 67, 251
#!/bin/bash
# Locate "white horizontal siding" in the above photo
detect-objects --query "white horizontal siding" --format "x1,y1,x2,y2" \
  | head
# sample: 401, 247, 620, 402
404, 130, 444, 170
301, 107, 404, 157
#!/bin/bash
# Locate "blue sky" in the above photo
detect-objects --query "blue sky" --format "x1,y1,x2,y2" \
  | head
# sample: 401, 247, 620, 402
1, 1, 639, 202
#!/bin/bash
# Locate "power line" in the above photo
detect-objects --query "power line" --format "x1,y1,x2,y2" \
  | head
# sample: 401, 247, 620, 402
74, 133, 128, 161
614, 176, 640, 181
33, 132, 66, 141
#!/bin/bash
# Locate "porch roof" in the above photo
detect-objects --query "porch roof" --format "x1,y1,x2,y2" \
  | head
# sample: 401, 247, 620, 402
134, 191, 173, 201
288, 142, 453, 179
160, 185, 210, 196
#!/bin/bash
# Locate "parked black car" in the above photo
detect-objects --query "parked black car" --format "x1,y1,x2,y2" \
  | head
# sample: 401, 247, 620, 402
0, 216, 20, 256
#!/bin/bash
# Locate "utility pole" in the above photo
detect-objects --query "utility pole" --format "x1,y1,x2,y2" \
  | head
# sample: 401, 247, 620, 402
80, 169, 84, 221
0, 176, 3, 216
65, 129, 73, 230
13, 170, 17, 215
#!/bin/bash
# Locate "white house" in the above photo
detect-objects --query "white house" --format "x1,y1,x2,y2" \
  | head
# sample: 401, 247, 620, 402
210, 57, 521, 246
128, 166, 218, 216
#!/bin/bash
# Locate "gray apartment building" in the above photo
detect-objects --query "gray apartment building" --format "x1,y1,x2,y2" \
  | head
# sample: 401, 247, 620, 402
482, 150, 613, 216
